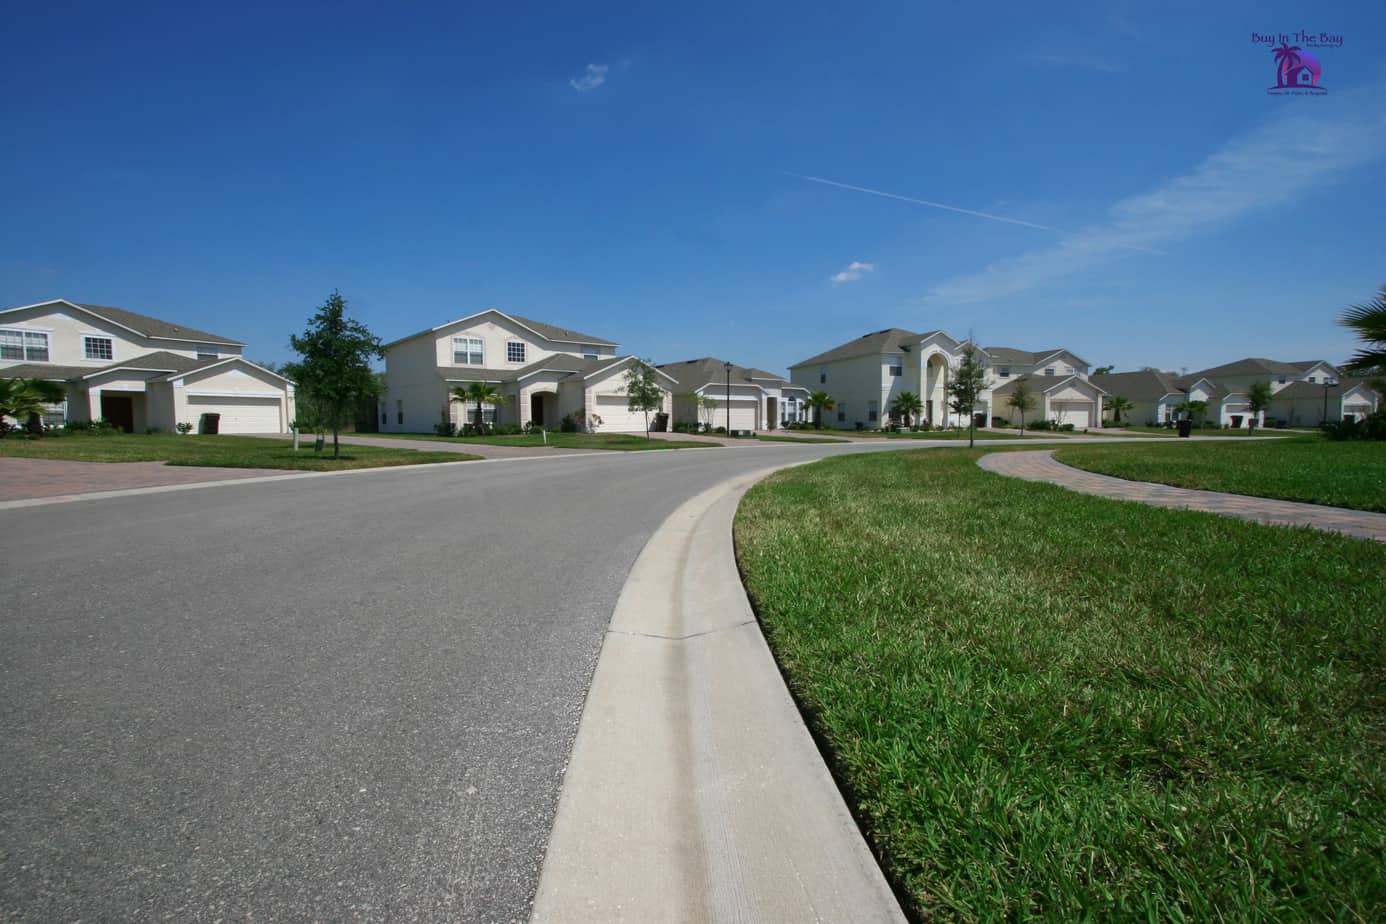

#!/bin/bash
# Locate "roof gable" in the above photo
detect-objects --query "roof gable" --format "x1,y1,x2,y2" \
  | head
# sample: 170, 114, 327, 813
385, 308, 618, 349
0, 299, 243, 346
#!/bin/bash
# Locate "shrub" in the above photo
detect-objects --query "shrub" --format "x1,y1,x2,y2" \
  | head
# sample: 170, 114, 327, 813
523, 420, 544, 434
1059, 422, 1076, 432
560, 414, 579, 433
713, 426, 727, 434
1321, 410, 1386, 441
491, 423, 523, 435
176, 422, 194, 435
434, 421, 457, 437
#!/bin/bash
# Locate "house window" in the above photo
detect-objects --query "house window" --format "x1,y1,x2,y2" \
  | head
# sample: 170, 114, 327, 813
380, 403, 387, 426
197, 347, 218, 360
506, 341, 527, 364
837, 410, 845, 422
453, 336, 484, 365
999, 367, 1011, 378
84, 336, 114, 361
1044, 367, 1055, 376
396, 399, 404, 425
888, 365, 902, 377
1307, 375, 1316, 383
582, 345, 599, 359
1278, 375, 1287, 384
1, 329, 49, 362
868, 400, 878, 422
471, 403, 497, 425
819, 366, 827, 384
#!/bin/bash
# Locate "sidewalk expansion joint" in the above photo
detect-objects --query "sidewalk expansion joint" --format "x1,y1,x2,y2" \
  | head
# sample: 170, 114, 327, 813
606, 619, 756, 642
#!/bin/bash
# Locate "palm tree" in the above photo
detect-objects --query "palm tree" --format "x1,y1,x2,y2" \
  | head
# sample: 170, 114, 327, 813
1106, 394, 1133, 425
451, 382, 507, 435
807, 390, 836, 430
889, 391, 923, 428
1006, 377, 1036, 433
1246, 381, 1273, 431
1339, 284, 1386, 375
0, 377, 65, 435
1272, 43, 1302, 86
1176, 399, 1209, 427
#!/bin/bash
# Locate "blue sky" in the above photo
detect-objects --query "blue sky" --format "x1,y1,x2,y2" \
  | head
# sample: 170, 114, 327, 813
3, 1, 1384, 376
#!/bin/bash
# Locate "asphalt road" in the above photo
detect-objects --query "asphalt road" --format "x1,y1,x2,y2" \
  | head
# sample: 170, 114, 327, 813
0, 441, 895, 922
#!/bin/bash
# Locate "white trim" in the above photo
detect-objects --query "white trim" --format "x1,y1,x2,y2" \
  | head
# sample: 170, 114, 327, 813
82, 365, 177, 380
581, 356, 680, 385
162, 356, 294, 385
185, 391, 285, 399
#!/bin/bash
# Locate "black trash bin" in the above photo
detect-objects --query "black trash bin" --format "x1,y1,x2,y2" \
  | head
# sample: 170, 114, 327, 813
653, 412, 669, 432
1177, 419, 1193, 438
199, 412, 221, 435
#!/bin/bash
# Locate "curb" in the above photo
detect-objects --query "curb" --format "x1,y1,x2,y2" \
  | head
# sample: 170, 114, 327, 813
530, 465, 907, 923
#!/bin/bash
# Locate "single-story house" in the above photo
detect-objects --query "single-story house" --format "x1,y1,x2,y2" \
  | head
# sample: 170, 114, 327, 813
1, 298, 295, 433
656, 358, 810, 430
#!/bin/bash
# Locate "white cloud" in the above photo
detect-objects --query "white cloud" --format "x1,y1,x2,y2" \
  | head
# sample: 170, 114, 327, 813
831, 261, 876, 284
927, 79, 1386, 305
569, 64, 609, 93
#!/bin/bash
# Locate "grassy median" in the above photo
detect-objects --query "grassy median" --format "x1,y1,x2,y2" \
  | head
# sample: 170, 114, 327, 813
1056, 437, 1386, 512
0, 433, 474, 470
367, 432, 704, 451
734, 449, 1385, 922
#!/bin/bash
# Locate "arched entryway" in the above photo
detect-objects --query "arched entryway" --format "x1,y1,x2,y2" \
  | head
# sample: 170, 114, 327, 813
528, 389, 558, 429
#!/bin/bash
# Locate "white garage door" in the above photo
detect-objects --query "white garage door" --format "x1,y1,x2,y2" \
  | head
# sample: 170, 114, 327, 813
187, 395, 283, 434
1052, 402, 1092, 428
593, 395, 651, 432
716, 400, 758, 431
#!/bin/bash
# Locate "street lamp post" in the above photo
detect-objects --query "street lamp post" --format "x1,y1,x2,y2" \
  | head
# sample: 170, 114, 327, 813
724, 361, 732, 433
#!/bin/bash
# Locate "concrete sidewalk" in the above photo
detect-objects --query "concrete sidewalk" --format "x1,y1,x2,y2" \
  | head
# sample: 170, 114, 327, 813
531, 467, 906, 923
979, 449, 1386, 543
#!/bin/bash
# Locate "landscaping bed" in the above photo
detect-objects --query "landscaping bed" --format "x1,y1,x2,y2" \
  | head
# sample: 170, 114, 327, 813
0, 433, 473, 471
1055, 437, 1386, 512
734, 449, 1385, 921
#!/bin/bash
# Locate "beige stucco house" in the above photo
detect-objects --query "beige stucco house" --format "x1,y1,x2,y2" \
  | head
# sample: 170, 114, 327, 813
788, 328, 1104, 429
657, 358, 810, 430
379, 309, 675, 433
1, 298, 294, 433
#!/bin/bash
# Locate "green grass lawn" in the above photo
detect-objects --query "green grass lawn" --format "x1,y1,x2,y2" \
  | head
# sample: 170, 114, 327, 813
1099, 425, 1284, 438
1055, 437, 1386, 512
735, 449, 1385, 922
755, 433, 851, 444
810, 428, 1041, 440
0, 433, 474, 471
367, 431, 705, 451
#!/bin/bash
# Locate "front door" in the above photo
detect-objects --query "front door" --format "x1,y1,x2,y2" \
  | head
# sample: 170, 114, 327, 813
766, 397, 777, 429
100, 394, 134, 433
530, 393, 544, 427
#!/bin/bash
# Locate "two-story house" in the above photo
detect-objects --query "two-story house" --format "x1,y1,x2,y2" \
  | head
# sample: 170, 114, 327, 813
0, 298, 294, 433
379, 308, 675, 433
656, 358, 810, 430
788, 329, 1104, 429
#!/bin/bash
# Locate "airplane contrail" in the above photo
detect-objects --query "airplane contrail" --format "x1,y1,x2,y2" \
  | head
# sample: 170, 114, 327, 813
786, 173, 1064, 234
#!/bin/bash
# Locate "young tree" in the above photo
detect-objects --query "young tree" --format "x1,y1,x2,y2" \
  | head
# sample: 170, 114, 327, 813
0, 377, 66, 435
807, 390, 836, 429
452, 382, 507, 435
288, 291, 384, 459
1339, 284, 1386, 375
946, 345, 988, 447
624, 359, 665, 440
1093, 364, 1116, 375
1105, 394, 1133, 424
1006, 376, 1036, 433
1246, 380, 1273, 430
889, 391, 923, 428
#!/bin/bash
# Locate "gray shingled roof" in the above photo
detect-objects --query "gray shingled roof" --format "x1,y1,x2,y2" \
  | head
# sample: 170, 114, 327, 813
1270, 380, 1354, 401
73, 303, 243, 346
1090, 370, 1183, 402
656, 357, 797, 391
506, 313, 618, 347
1186, 357, 1313, 379
992, 374, 1106, 397
437, 353, 628, 384
2, 352, 224, 382
789, 328, 940, 369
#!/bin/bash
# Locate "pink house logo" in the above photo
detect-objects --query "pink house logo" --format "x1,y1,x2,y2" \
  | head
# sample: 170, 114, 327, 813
1271, 43, 1323, 92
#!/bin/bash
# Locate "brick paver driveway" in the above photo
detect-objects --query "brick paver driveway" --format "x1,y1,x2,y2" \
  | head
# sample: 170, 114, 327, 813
0, 458, 279, 502
979, 449, 1386, 544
